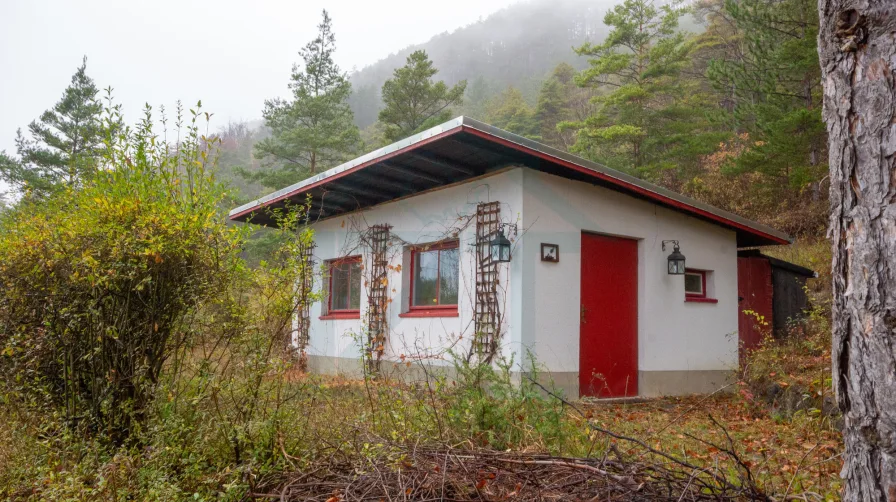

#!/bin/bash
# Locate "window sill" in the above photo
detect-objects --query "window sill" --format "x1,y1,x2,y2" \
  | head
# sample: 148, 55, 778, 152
319, 312, 361, 320
685, 297, 718, 304
399, 310, 459, 318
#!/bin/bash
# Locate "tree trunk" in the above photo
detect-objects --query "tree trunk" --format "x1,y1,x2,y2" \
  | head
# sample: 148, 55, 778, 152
818, 1, 896, 500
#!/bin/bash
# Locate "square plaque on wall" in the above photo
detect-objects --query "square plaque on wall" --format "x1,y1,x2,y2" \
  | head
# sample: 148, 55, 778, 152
541, 243, 559, 262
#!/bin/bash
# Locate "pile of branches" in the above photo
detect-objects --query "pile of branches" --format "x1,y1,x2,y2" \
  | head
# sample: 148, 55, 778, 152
251, 380, 779, 501
251, 444, 769, 501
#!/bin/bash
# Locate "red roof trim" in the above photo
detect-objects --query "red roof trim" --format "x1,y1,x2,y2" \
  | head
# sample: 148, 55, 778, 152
228, 126, 465, 221
460, 126, 789, 246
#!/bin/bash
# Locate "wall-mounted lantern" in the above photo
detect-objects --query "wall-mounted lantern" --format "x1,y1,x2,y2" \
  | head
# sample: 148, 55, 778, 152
490, 226, 513, 263
662, 240, 686, 275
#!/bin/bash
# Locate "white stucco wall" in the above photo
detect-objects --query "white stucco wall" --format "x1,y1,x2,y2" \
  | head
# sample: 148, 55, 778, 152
518, 169, 740, 380
303, 166, 740, 395
305, 168, 525, 370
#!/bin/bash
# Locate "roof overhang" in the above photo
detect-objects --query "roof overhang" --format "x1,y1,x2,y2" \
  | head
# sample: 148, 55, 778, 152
229, 117, 791, 247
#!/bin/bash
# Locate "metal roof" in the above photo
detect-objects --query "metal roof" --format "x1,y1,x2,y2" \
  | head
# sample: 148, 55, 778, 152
229, 116, 791, 247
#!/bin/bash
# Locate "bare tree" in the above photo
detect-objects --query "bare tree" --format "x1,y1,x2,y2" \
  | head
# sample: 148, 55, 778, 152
818, 1, 896, 500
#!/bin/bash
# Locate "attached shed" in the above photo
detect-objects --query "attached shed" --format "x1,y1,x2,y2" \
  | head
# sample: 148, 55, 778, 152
736, 250, 816, 354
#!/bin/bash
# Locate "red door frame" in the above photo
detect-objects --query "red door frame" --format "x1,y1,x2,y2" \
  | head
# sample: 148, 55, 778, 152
579, 232, 639, 398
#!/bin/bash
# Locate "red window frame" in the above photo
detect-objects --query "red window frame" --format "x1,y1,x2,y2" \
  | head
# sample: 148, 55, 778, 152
684, 268, 717, 303
322, 256, 362, 320
404, 240, 459, 317
684, 269, 706, 299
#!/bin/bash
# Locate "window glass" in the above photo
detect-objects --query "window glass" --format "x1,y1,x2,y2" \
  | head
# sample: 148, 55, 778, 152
684, 271, 704, 295
412, 249, 440, 306
412, 243, 459, 308
330, 259, 361, 311
438, 247, 459, 305
349, 261, 361, 308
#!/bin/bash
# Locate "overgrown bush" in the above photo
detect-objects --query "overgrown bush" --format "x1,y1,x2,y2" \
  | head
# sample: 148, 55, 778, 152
739, 240, 834, 419
0, 101, 244, 443
437, 355, 573, 451
164, 202, 319, 467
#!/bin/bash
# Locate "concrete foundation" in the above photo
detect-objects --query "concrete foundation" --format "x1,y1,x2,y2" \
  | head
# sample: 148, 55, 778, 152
306, 356, 733, 398
638, 370, 736, 397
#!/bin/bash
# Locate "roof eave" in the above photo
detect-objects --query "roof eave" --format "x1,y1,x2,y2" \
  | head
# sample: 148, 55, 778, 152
456, 118, 791, 246
228, 118, 466, 222
229, 116, 792, 247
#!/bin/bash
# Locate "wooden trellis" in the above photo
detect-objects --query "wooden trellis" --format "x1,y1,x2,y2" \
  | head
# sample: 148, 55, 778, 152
294, 240, 315, 371
474, 202, 501, 362
365, 224, 391, 373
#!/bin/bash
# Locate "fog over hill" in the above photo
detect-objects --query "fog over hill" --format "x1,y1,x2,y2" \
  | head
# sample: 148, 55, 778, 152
347, 0, 617, 128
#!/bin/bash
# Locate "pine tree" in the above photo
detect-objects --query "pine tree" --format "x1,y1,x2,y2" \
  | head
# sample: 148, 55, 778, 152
819, 0, 896, 497
378, 50, 466, 142
534, 63, 595, 150
0, 57, 104, 197
249, 10, 361, 189
704, 0, 825, 189
564, 0, 699, 178
484, 87, 538, 138
463, 76, 496, 122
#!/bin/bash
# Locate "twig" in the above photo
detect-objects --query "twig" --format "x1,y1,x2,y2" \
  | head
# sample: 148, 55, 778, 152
781, 442, 819, 500
523, 375, 742, 492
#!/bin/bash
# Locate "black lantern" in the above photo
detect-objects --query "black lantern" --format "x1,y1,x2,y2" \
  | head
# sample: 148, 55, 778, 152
490, 228, 512, 263
663, 240, 686, 275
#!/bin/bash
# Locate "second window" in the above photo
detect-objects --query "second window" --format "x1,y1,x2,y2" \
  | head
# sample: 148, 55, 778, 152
410, 241, 459, 309
328, 256, 362, 313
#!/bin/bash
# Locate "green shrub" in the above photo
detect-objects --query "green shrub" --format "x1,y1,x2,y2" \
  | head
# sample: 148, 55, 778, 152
0, 101, 245, 444
426, 353, 575, 451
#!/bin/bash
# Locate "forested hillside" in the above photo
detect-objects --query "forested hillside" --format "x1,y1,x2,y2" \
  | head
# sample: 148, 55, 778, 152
205, 0, 823, 240
347, 0, 614, 128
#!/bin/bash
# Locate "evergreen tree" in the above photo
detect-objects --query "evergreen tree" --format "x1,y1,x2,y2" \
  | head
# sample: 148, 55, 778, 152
462, 76, 495, 122
484, 87, 538, 138
703, 0, 825, 189
819, 0, 896, 495
347, 83, 380, 130
534, 63, 595, 150
564, 0, 702, 178
249, 10, 360, 189
378, 50, 466, 142
0, 57, 105, 197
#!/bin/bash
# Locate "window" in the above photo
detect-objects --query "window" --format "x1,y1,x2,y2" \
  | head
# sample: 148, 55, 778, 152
684, 270, 705, 298
684, 268, 717, 303
324, 256, 361, 318
408, 241, 459, 314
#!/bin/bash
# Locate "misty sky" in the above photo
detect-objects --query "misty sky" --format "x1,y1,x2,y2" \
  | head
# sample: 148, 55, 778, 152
0, 0, 520, 155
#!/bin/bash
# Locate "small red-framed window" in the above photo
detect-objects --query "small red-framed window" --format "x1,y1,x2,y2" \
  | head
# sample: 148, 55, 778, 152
684, 269, 706, 298
684, 269, 717, 303
406, 240, 459, 316
323, 256, 362, 319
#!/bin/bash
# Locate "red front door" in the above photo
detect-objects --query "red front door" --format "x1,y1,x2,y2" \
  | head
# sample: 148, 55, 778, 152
580, 233, 638, 398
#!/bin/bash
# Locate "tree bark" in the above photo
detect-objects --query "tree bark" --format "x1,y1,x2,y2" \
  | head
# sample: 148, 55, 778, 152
818, 1, 896, 500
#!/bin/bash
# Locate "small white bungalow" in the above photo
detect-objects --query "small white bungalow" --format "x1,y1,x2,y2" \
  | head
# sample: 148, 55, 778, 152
230, 117, 791, 398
